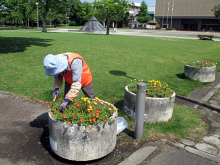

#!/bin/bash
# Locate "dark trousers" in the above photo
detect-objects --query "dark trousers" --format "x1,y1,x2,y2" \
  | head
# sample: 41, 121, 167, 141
64, 81, 95, 98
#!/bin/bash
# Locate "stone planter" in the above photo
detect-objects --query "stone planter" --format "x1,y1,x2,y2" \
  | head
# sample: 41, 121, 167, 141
123, 85, 175, 123
48, 111, 117, 161
184, 65, 216, 82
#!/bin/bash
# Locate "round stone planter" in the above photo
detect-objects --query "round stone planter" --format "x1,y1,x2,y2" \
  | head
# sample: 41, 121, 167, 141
48, 111, 117, 161
184, 65, 216, 82
123, 85, 175, 123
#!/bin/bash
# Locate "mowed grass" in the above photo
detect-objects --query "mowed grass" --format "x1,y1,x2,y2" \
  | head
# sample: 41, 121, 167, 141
0, 28, 218, 139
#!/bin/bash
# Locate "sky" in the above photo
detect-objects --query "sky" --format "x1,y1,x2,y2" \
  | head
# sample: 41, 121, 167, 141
82, 0, 156, 6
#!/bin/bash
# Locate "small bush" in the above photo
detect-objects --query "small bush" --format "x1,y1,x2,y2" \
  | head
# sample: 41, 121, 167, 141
69, 21, 76, 26
166, 27, 175, 30
155, 27, 161, 29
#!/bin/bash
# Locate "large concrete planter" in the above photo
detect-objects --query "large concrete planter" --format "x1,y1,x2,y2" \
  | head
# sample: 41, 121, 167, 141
123, 85, 175, 123
48, 110, 117, 161
184, 65, 216, 82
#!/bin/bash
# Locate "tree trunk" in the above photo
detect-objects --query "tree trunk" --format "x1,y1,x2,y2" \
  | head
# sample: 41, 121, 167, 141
106, 12, 110, 35
41, 13, 47, 32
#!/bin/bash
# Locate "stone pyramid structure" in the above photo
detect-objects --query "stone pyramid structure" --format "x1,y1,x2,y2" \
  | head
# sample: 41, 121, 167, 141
79, 16, 106, 32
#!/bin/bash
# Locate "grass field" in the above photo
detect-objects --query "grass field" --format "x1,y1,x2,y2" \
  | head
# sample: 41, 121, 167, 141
0, 27, 218, 140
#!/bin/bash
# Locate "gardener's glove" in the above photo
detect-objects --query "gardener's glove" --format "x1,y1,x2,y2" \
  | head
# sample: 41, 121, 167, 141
60, 98, 70, 111
53, 88, 59, 97
65, 82, 82, 101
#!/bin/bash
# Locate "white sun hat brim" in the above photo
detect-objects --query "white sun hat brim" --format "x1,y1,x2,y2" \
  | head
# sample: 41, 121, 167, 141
43, 54, 68, 76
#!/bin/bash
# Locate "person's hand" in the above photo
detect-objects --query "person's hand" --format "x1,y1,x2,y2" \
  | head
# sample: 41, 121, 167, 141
60, 98, 70, 112
53, 88, 59, 97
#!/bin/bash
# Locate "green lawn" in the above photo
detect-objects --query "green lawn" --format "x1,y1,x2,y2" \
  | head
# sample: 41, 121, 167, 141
0, 28, 218, 140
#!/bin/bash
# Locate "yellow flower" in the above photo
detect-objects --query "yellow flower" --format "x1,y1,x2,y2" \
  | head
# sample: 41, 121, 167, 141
108, 103, 110, 106
95, 97, 100, 100
89, 106, 93, 109
114, 108, 118, 111
70, 100, 73, 102
87, 100, 91, 104
100, 102, 104, 105
94, 102, 97, 105
108, 108, 112, 111
81, 98, 84, 100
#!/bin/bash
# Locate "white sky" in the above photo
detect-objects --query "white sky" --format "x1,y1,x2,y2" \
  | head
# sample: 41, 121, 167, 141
82, 0, 156, 6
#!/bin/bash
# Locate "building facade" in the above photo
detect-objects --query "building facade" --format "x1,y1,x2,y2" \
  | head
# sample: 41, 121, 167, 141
155, 0, 220, 31
128, 2, 156, 29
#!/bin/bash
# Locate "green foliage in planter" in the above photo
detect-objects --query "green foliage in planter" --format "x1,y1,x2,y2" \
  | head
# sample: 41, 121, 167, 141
128, 79, 174, 98
183, 61, 217, 67
51, 96, 118, 127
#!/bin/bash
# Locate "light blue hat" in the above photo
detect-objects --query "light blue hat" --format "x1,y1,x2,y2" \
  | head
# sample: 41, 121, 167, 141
43, 54, 68, 76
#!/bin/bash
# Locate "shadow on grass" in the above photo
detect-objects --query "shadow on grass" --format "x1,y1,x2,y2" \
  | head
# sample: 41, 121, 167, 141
109, 70, 136, 80
176, 73, 186, 79
0, 37, 53, 54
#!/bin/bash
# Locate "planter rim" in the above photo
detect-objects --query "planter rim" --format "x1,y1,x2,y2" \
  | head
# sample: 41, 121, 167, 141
184, 64, 216, 68
49, 111, 117, 127
49, 99, 118, 127
125, 85, 176, 99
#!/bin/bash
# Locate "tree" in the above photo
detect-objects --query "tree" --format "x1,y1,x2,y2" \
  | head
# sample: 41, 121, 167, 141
136, 1, 150, 23
34, 0, 70, 32
69, 1, 94, 26
212, 4, 220, 20
93, 0, 131, 35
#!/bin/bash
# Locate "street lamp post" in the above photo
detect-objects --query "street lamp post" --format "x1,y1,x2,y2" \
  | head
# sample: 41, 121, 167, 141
36, 2, 39, 30
27, 7, 29, 28
49, 8, 51, 28
49, 9, 51, 28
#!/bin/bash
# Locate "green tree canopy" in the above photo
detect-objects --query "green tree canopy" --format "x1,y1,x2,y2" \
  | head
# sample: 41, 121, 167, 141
136, 0, 150, 23
212, 4, 220, 20
93, 0, 131, 35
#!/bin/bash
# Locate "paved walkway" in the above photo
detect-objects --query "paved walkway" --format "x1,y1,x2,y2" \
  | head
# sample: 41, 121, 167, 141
49, 28, 220, 41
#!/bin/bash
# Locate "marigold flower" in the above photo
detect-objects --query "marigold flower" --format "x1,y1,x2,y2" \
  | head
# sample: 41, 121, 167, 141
57, 96, 59, 99
89, 118, 92, 122
96, 112, 99, 116
103, 119, 106, 122
92, 113, 96, 116
80, 119, 83, 122
94, 102, 97, 105
108, 108, 112, 111
77, 104, 80, 107
115, 115, 118, 118
73, 106, 76, 108
89, 127, 92, 129
68, 121, 71, 124
95, 110, 99, 113
62, 114, 67, 118
63, 105, 66, 108
93, 118, 96, 121
72, 113, 75, 116
96, 115, 99, 118
114, 108, 118, 111
108, 103, 110, 106
170, 93, 172, 95
156, 87, 160, 90
100, 102, 104, 105
74, 100, 77, 103
87, 100, 91, 104
91, 105, 94, 108
89, 106, 92, 109
87, 109, 91, 113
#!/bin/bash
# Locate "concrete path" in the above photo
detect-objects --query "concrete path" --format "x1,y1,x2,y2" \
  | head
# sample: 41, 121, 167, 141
49, 28, 220, 41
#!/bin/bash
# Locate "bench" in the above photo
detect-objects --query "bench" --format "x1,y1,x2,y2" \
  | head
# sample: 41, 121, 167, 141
197, 35, 214, 40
